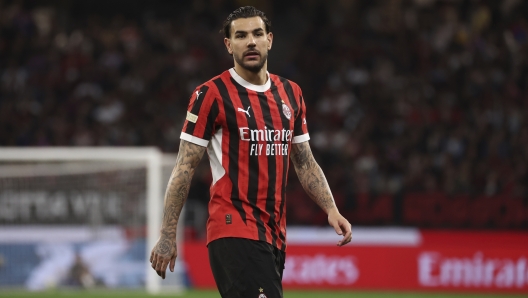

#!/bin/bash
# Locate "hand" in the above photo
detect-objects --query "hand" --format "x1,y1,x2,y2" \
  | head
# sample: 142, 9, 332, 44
328, 208, 352, 246
150, 236, 177, 279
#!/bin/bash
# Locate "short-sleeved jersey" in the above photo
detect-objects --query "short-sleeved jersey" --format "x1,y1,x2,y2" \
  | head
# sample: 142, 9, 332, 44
180, 68, 309, 251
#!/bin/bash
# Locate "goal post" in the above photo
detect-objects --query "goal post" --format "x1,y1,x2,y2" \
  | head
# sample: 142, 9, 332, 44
0, 147, 181, 294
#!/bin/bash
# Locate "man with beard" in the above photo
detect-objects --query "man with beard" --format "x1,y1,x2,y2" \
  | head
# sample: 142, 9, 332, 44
150, 6, 352, 298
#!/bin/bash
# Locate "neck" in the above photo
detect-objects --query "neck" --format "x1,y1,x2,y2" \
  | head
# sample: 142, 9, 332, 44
233, 62, 268, 85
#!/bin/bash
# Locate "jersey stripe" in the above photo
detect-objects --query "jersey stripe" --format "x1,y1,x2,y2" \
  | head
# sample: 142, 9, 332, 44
250, 91, 272, 244
184, 85, 210, 135
270, 79, 290, 249
212, 77, 247, 225
203, 100, 219, 140
209, 83, 227, 186
232, 78, 267, 242
257, 91, 279, 247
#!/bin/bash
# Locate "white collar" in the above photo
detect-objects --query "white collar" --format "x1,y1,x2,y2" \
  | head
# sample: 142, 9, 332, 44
229, 68, 271, 92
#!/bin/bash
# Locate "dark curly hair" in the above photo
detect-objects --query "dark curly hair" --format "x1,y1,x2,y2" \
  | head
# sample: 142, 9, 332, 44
221, 6, 271, 38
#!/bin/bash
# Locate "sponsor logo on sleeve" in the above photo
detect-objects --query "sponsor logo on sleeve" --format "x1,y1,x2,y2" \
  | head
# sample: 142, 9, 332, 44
186, 111, 198, 123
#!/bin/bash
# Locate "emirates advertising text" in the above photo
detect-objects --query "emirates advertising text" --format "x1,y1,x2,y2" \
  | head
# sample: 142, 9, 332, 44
183, 230, 528, 294
239, 127, 292, 156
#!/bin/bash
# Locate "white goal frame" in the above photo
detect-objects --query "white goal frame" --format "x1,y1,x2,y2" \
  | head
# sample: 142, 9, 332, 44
0, 147, 167, 294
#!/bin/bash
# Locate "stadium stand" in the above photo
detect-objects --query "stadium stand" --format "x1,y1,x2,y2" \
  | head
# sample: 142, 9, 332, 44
0, 0, 527, 231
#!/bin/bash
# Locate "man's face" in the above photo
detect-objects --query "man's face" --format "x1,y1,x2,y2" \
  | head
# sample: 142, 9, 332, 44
224, 16, 273, 73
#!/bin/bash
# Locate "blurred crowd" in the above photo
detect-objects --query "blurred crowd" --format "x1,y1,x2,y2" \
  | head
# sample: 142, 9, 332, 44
1, 0, 528, 227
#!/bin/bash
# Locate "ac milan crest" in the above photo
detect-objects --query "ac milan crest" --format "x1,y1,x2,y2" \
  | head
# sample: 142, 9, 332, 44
282, 103, 291, 120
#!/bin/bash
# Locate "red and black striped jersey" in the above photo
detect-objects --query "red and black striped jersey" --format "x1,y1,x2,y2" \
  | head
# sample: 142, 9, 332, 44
180, 68, 309, 251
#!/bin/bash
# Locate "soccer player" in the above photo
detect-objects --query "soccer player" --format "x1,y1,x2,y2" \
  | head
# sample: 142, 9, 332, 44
150, 6, 352, 297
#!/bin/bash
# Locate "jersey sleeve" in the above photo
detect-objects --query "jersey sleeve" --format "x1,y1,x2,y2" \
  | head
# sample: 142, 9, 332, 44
292, 91, 310, 144
180, 84, 219, 147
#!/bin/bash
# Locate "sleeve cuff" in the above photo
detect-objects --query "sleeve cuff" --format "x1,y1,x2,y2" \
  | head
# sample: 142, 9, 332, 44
180, 132, 209, 147
292, 133, 310, 144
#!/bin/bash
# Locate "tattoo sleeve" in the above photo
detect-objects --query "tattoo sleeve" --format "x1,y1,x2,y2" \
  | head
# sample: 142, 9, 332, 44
159, 140, 206, 243
290, 142, 336, 213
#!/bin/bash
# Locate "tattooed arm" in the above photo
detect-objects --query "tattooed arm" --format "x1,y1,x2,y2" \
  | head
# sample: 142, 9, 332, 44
290, 141, 352, 246
150, 140, 206, 279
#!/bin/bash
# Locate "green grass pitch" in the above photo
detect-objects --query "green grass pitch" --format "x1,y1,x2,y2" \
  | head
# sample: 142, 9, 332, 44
0, 289, 525, 298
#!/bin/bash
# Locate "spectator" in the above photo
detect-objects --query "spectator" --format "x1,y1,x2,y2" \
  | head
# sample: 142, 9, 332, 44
0, 0, 527, 227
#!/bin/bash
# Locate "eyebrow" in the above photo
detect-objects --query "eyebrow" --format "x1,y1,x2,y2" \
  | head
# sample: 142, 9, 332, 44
234, 28, 265, 35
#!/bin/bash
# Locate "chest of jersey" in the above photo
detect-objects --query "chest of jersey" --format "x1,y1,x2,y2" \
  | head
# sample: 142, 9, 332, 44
222, 88, 295, 157
225, 90, 294, 139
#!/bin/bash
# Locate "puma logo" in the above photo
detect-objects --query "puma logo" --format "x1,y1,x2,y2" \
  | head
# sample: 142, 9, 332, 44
237, 106, 251, 117
195, 90, 203, 100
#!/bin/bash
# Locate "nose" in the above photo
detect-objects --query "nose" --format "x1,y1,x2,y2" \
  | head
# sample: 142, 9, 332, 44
247, 34, 256, 46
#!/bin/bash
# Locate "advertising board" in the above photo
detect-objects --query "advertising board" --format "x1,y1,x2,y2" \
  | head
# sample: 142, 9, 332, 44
183, 228, 528, 294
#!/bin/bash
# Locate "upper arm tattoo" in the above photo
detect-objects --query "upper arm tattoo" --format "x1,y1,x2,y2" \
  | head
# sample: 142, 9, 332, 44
159, 140, 206, 241
290, 141, 315, 170
290, 142, 336, 212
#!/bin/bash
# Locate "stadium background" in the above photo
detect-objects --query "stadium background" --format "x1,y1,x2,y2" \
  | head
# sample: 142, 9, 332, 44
0, 0, 527, 297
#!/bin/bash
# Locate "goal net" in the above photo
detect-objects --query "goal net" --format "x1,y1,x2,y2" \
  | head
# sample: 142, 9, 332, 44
0, 147, 184, 293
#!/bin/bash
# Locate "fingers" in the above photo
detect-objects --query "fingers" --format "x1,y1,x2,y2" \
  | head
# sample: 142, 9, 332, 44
160, 258, 170, 279
170, 257, 176, 272
150, 242, 177, 279
329, 217, 343, 236
150, 251, 162, 278
337, 221, 352, 246
150, 252, 177, 279
150, 254, 160, 276
150, 253, 158, 271
334, 224, 343, 236
151, 255, 167, 279
329, 212, 352, 247
340, 228, 352, 246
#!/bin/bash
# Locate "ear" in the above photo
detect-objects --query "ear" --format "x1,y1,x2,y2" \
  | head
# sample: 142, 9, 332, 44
267, 32, 273, 50
224, 37, 233, 55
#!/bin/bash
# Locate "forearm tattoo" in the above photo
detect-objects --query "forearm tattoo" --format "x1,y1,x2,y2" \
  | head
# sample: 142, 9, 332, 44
290, 142, 336, 213
159, 140, 205, 245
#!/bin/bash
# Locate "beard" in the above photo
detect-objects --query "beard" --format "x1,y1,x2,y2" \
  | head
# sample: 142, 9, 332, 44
234, 51, 268, 73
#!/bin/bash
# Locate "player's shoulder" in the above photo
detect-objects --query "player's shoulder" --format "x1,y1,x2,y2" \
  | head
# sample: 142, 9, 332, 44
193, 70, 231, 97
198, 73, 221, 89
269, 73, 302, 92
204, 70, 230, 85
